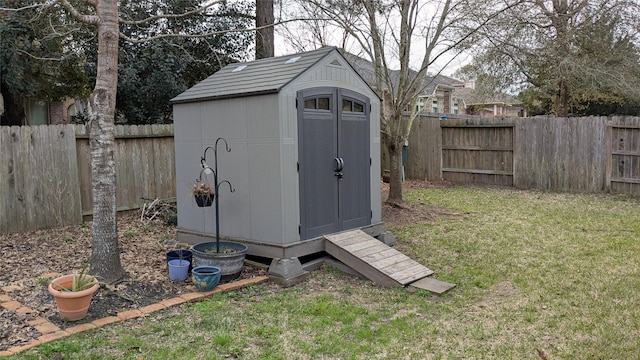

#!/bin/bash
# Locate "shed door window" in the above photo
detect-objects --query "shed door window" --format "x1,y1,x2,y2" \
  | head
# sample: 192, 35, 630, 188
304, 96, 331, 110
342, 99, 365, 113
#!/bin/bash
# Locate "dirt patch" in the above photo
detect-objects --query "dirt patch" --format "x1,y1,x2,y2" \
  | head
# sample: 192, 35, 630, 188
381, 180, 458, 228
0, 211, 266, 351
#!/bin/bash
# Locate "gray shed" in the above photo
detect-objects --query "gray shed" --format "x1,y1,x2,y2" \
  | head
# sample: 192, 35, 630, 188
171, 47, 382, 271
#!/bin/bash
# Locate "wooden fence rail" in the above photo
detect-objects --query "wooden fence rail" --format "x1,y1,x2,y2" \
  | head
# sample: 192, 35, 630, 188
1, 124, 175, 234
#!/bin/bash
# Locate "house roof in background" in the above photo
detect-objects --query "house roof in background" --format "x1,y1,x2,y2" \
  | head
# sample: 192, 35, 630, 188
422, 74, 464, 94
455, 87, 515, 106
171, 47, 338, 104
340, 51, 466, 97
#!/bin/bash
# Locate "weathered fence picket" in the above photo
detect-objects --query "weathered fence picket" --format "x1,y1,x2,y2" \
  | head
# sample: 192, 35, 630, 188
1, 124, 175, 234
405, 115, 640, 195
0, 125, 82, 233
75, 124, 175, 216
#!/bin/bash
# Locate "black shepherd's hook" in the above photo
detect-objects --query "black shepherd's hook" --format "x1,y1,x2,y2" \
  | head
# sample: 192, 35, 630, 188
199, 137, 234, 253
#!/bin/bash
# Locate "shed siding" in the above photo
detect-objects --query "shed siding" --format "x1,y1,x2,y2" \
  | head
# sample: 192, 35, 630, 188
175, 95, 284, 244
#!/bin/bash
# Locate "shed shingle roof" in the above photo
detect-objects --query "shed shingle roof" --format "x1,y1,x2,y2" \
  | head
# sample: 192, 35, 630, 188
171, 47, 337, 104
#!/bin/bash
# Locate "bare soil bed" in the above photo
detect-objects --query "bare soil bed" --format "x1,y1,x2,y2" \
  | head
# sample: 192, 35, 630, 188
0, 180, 449, 351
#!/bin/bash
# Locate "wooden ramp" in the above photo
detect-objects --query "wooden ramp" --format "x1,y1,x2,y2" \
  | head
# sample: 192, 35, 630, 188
324, 230, 435, 288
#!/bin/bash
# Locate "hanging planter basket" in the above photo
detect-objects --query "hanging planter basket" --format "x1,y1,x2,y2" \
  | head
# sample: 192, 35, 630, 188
194, 193, 214, 207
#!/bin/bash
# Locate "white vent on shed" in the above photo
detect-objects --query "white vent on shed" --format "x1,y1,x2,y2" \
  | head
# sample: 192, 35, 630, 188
285, 56, 301, 64
232, 65, 247, 72
329, 59, 342, 66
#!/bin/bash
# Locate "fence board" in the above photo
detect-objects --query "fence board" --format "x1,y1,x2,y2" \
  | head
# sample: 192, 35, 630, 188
406, 114, 441, 180
437, 118, 514, 186
406, 115, 640, 196
76, 124, 176, 216
513, 117, 609, 192
1, 124, 176, 234
608, 117, 640, 195
0, 125, 82, 233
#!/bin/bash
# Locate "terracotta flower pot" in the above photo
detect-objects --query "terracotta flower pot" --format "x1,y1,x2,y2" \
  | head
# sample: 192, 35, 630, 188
48, 274, 99, 321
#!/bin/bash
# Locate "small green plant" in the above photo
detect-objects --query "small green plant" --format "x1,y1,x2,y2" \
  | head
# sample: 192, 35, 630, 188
37, 277, 49, 286
63, 237, 74, 244
51, 265, 97, 292
123, 231, 138, 238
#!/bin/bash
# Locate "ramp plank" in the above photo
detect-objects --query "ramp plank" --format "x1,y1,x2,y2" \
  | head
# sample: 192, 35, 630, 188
371, 254, 411, 270
324, 230, 434, 288
378, 258, 419, 274
343, 240, 379, 252
350, 245, 385, 258
408, 277, 456, 294
360, 247, 398, 263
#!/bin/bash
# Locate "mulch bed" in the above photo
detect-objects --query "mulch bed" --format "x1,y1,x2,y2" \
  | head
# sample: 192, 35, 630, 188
0, 212, 266, 351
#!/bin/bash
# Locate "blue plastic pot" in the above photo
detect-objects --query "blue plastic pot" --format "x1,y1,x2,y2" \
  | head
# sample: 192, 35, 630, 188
166, 250, 193, 273
168, 259, 190, 281
192, 266, 221, 291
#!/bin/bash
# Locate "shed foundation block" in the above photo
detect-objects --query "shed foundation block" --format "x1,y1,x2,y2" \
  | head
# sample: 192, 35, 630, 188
268, 258, 310, 287
377, 231, 396, 246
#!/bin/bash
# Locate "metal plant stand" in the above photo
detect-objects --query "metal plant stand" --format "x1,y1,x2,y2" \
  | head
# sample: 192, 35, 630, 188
192, 137, 247, 282
199, 137, 235, 253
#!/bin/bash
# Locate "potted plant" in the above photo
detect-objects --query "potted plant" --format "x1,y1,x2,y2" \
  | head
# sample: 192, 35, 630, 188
192, 241, 248, 282
193, 181, 214, 207
48, 266, 99, 321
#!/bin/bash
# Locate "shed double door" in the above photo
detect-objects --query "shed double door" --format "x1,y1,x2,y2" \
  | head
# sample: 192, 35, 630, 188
297, 87, 371, 240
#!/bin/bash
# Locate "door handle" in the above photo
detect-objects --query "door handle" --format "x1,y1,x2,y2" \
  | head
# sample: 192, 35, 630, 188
334, 157, 344, 172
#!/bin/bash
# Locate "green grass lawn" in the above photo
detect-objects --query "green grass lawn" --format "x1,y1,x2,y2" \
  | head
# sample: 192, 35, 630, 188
12, 186, 640, 359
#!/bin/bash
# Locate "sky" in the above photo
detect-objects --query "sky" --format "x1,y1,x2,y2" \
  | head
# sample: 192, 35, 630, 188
271, 1, 472, 77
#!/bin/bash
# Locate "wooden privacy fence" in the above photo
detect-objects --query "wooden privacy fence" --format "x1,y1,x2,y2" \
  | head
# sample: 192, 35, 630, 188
1, 124, 175, 234
0, 125, 82, 233
75, 124, 175, 216
405, 115, 640, 196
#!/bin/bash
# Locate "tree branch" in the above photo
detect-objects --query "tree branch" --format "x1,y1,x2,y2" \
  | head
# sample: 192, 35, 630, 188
119, 17, 316, 43
53, 0, 99, 25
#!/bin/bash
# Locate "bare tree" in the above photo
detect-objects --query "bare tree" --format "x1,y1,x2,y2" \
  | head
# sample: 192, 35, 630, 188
465, 0, 640, 116
256, 0, 274, 58
0, 0, 254, 283
285, 0, 516, 204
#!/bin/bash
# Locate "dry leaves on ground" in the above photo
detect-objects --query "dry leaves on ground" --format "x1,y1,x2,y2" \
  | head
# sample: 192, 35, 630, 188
0, 210, 265, 351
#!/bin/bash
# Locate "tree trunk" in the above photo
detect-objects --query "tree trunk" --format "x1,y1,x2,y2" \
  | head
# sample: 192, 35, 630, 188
255, 0, 274, 59
383, 132, 404, 204
555, 79, 570, 116
89, 0, 125, 284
